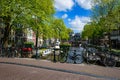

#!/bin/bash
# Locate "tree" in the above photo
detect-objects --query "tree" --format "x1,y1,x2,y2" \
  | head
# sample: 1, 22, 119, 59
82, 0, 120, 45
92, 0, 119, 31
0, 0, 55, 47
51, 19, 70, 41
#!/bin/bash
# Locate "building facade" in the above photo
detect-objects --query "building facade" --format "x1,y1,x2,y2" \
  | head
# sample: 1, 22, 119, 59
110, 29, 120, 49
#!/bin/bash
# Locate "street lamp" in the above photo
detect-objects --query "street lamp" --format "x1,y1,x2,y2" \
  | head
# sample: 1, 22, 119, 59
53, 46, 60, 62
56, 27, 61, 43
53, 49, 56, 62
53, 28, 61, 62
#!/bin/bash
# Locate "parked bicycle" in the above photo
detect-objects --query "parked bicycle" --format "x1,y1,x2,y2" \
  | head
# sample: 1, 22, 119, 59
60, 48, 83, 64
0, 47, 10, 57
82, 44, 118, 67
103, 50, 117, 67
67, 50, 83, 64
0, 47, 20, 58
59, 44, 119, 67
82, 44, 98, 64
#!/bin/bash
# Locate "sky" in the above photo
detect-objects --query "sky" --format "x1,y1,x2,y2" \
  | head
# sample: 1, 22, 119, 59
54, 0, 93, 33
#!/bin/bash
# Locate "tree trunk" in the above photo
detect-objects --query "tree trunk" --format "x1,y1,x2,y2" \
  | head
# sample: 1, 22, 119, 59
2, 16, 12, 48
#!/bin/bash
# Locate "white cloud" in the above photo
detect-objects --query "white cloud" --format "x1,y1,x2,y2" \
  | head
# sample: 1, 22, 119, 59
54, 0, 74, 11
75, 0, 93, 10
68, 18, 71, 21
69, 16, 90, 32
62, 14, 68, 19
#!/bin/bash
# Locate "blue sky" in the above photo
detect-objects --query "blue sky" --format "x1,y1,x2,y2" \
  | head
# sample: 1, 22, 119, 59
54, 0, 93, 33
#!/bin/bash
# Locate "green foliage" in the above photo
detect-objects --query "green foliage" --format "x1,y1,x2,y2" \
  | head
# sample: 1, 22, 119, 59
24, 42, 34, 48
82, 0, 120, 40
51, 18, 71, 40
0, 0, 72, 48
60, 43, 71, 51
0, 0, 55, 47
59, 43, 71, 62
24, 42, 34, 45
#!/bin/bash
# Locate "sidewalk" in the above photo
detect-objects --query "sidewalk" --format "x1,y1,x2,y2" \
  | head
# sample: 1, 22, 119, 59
0, 58, 120, 80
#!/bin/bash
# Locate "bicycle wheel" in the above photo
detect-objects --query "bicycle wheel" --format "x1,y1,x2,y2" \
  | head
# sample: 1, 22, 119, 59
66, 53, 83, 64
59, 53, 67, 63
74, 54, 83, 64
66, 53, 73, 63
86, 52, 98, 64
60, 56, 67, 63
103, 54, 116, 67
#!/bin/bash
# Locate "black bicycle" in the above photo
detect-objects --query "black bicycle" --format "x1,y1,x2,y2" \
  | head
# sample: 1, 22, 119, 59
103, 50, 116, 67
83, 45, 117, 67
60, 49, 83, 64
66, 50, 83, 64
82, 45, 99, 64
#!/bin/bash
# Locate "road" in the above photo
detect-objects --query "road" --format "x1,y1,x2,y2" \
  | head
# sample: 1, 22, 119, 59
0, 63, 102, 80
0, 58, 120, 80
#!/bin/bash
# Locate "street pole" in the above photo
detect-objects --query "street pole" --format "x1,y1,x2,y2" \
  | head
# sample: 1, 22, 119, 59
57, 28, 61, 62
34, 15, 39, 59
35, 27, 38, 59
53, 48, 56, 62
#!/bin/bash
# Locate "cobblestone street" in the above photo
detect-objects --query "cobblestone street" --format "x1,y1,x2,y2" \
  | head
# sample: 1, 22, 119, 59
0, 58, 120, 80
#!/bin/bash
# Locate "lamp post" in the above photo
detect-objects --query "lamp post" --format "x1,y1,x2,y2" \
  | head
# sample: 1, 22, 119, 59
53, 48, 56, 62
53, 28, 61, 62
57, 28, 61, 61
53, 46, 60, 62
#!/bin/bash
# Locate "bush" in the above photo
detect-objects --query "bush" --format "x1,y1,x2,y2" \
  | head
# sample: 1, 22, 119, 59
57, 43, 70, 62
60, 43, 71, 51
24, 42, 34, 48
